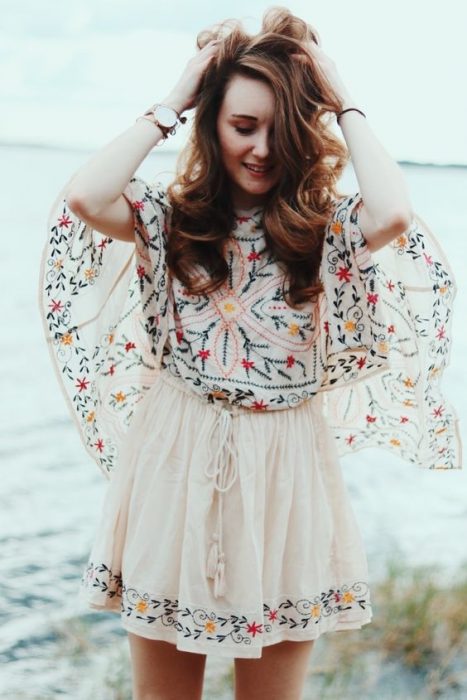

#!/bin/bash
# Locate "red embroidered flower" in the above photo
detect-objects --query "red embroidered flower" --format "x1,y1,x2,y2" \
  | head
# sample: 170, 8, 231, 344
400, 416, 409, 423
75, 377, 89, 392
387, 324, 395, 334
246, 621, 263, 637
198, 349, 210, 360
286, 355, 295, 368
386, 280, 395, 292
132, 200, 144, 211
176, 330, 184, 344
242, 359, 255, 369
109, 364, 115, 376
247, 251, 261, 261
334, 592, 341, 603
97, 238, 109, 249
346, 434, 356, 445
436, 325, 446, 340
49, 299, 63, 313
357, 356, 366, 369
336, 265, 352, 282
433, 405, 444, 418
253, 400, 268, 410
366, 414, 377, 423
236, 215, 251, 224
125, 341, 136, 352
136, 265, 146, 278
423, 253, 433, 266
324, 320, 329, 334
58, 214, 73, 228
268, 609, 278, 621
94, 438, 104, 453
367, 292, 379, 304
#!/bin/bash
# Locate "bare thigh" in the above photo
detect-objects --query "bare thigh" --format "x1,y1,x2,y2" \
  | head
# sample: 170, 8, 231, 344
234, 639, 316, 700
127, 632, 207, 700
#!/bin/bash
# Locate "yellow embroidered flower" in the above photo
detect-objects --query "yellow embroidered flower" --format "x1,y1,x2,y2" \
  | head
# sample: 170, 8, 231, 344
86, 411, 95, 423
342, 591, 355, 603
403, 377, 414, 388
54, 258, 63, 270
115, 391, 126, 403
288, 323, 300, 336
211, 390, 228, 399
439, 286, 447, 295
390, 438, 401, 446
224, 302, 236, 313
378, 341, 389, 353
311, 604, 321, 618
395, 234, 408, 248
344, 320, 356, 331
84, 268, 95, 280
135, 600, 148, 613
435, 427, 447, 435
61, 333, 73, 345
331, 221, 343, 235
108, 333, 114, 344
430, 367, 440, 377
403, 399, 414, 407
204, 620, 217, 633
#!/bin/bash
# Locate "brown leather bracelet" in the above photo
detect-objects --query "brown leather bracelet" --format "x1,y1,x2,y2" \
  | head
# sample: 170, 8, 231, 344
336, 107, 366, 125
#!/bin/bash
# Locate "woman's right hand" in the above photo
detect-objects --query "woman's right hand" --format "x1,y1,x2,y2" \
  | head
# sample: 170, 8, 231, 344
163, 39, 221, 113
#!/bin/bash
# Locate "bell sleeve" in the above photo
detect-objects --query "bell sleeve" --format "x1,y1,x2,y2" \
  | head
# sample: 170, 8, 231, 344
318, 193, 461, 470
38, 176, 170, 480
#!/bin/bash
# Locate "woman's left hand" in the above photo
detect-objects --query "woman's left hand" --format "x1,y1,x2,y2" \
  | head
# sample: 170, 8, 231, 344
292, 38, 354, 110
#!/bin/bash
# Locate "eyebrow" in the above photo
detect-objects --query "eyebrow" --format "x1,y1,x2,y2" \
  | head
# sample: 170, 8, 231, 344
230, 113, 258, 120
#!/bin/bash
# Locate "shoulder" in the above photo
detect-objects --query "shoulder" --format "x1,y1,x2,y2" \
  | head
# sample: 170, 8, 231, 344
329, 193, 363, 227
123, 176, 171, 215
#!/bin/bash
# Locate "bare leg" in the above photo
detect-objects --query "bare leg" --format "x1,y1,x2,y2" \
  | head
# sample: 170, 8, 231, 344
127, 632, 207, 700
234, 639, 315, 700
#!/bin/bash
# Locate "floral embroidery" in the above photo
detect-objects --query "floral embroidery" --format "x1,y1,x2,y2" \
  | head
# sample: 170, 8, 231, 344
81, 562, 370, 647
39, 178, 460, 475
319, 194, 460, 470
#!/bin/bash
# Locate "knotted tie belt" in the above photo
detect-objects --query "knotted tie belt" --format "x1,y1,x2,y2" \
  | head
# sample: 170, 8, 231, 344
203, 406, 239, 598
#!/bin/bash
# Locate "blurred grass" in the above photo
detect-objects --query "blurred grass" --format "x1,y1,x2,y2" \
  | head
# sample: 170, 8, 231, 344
33, 552, 466, 700
305, 554, 467, 698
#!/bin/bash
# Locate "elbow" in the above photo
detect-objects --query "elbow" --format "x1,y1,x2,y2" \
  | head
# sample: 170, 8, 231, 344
66, 191, 105, 219
382, 209, 414, 236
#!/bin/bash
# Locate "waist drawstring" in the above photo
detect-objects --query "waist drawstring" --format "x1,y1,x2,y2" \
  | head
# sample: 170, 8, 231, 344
204, 407, 238, 598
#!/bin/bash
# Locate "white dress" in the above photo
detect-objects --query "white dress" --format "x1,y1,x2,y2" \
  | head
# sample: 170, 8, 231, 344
38, 176, 461, 658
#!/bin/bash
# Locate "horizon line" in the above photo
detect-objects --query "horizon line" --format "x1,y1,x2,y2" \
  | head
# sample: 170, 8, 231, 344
2, 140, 466, 170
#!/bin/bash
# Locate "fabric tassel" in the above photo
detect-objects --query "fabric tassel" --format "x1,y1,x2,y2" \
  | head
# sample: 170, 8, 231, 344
213, 555, 226, 598
206, 535, 219, 579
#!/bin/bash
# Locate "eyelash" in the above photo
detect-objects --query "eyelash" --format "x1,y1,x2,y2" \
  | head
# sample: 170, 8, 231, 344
235, 127, 253, 135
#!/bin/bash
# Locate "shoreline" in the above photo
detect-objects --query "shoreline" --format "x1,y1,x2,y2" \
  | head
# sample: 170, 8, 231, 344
1, 140, 467, 169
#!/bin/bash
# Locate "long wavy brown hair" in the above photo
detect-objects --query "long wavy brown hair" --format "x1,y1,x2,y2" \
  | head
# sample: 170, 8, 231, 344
166, 6, 349, 308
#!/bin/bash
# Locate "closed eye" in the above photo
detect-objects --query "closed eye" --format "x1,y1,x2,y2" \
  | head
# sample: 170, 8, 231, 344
235, 127, 253, 134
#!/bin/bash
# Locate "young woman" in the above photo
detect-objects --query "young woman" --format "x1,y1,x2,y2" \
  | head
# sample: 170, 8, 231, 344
39, 7, 460, 700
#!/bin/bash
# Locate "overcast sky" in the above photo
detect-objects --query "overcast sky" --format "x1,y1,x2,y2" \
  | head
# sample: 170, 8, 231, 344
1, 0, 466, 164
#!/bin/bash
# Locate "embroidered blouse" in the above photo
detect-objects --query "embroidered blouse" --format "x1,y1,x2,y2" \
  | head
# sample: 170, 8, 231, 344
38, 176, 462, 479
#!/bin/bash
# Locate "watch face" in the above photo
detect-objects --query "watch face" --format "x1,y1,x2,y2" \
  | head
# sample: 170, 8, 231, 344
154, 105, 177, 128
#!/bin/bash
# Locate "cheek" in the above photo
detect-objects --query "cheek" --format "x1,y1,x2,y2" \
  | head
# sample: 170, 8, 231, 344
219, 131, 246, 162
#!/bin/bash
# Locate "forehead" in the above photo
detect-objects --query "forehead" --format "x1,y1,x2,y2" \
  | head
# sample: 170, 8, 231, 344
220, 74, 275, 121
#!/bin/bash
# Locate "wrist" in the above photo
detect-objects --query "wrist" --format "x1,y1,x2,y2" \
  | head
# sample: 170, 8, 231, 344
161, 94, 187, 116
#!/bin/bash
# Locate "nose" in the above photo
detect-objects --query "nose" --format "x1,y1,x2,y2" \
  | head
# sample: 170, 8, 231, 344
251, 130, 274, 160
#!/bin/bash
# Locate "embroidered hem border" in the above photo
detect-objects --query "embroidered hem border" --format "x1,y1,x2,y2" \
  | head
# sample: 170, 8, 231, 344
80, 561, 372, 654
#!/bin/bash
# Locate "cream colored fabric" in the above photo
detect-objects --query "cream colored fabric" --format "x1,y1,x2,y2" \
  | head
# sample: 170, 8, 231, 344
79, 370, 373, 658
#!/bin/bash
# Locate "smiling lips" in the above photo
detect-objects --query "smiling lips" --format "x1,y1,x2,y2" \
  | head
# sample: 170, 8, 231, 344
243, 163, 274, 175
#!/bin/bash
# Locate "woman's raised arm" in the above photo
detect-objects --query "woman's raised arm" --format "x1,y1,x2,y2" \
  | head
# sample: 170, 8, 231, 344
61, 38, 221, 241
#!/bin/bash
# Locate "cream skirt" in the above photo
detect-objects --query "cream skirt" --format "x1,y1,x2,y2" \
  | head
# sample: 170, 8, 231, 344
79, 369, 372, 659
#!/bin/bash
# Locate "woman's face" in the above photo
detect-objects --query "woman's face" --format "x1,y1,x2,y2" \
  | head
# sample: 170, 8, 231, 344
216, 74, 281, 211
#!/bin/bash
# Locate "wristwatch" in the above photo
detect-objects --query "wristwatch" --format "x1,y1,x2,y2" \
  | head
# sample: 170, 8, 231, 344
141, 103, 186, 139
